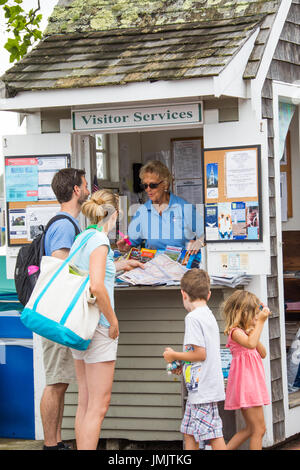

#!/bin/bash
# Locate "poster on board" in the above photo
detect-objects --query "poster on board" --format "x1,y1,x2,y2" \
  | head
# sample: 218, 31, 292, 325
203, 146, 262, 242
5, 154, 70, 246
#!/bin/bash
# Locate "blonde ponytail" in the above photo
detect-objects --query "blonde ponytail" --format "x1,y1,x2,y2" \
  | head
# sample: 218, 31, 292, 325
82, 189, 119, 225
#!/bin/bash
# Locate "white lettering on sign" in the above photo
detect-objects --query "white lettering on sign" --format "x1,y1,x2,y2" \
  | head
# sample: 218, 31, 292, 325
73, 103, 202, 131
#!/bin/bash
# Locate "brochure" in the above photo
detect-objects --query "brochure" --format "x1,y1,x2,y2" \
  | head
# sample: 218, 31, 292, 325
118, 254, 187, 286
126, 247, 156, 263
177, 249, 202, 269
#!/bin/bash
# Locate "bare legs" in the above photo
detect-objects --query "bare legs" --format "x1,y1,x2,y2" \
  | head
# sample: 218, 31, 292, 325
226, 406, 266, 450
74, 359, 116, 450
184, 434, 227, 450
40, 383, 69, 446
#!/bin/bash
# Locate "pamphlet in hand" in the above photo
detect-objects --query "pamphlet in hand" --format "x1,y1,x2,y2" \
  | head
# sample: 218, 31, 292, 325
118, 254, 187, 286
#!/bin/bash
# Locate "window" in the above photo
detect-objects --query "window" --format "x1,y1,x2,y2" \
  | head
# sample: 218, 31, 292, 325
95, 134, 109, 180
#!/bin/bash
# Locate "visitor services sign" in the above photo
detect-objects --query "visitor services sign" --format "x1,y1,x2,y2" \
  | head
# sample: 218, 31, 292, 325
72, 103, 203, 131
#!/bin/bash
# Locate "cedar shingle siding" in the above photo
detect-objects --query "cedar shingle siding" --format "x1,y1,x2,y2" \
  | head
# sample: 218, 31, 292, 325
262, 0, 300, 444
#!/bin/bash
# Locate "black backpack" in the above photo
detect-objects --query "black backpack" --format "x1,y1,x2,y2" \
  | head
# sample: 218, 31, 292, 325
14, 214, 80, 306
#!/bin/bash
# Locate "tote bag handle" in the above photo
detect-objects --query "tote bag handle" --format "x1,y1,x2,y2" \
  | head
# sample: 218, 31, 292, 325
33, 231, 95, 311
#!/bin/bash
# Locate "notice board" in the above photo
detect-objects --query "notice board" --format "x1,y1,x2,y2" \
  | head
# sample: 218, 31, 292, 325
5, 154, 70, 246
203, 145, 262, 242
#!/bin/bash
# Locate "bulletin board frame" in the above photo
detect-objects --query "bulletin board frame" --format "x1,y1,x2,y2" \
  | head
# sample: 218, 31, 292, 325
5, 153, 71, 247
203, 145, 262, 243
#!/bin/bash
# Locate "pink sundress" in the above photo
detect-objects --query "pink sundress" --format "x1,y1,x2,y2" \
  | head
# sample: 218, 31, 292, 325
225, 328, 270, 410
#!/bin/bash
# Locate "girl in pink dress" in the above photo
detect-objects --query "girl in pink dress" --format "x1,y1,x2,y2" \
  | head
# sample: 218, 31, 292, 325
223, 290, 270, 450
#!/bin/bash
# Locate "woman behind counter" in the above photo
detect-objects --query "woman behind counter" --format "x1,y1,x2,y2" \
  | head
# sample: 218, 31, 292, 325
117, 160, 204, 254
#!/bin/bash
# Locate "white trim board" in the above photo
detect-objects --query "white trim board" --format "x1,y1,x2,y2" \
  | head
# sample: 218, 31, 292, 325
272, 80, 300, 440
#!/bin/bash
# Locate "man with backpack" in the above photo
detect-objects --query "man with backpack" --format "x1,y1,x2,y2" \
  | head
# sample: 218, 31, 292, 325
40, 168, 90, 450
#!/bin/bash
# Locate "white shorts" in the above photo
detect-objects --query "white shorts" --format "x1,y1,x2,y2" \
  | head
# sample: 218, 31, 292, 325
71, 325, 118, 364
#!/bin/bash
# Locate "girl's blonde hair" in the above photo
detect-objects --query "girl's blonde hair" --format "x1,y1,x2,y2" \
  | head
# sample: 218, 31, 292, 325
223, 290, 261, 336
139, 160, 172, 189
81, 189, 119, 225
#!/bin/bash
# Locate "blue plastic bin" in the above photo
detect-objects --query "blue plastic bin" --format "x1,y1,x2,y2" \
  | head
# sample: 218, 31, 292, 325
0, 257, 35, 439
0, 338, 35, 439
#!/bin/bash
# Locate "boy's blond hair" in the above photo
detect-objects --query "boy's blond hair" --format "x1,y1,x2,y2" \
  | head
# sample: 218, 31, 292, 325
180, 268, 210, 301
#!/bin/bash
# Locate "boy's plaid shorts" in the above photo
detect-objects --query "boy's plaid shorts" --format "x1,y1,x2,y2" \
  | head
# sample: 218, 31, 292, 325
181, 400, 223, 444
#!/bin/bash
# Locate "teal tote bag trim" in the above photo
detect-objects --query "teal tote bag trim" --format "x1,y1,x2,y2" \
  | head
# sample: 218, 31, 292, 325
59, 275, 90, 326
33, 231, 94, 312
21, 307, 90, 350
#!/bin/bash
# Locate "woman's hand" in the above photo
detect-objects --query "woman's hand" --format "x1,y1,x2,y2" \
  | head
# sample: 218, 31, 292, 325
109, 319, 119, 340
186, 237, 205, 254
115, 259, 145, 272
116, 238, 131, 252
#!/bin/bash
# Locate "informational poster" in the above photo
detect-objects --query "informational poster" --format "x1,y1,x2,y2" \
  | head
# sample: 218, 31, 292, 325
26, 204, 60, 240
8, 208, 27, 240
205, 203, 218, 240
231, 202, 247, 240
206, 163, 218, 199
203, 146, 262, 242
5, 157, 38, 202
225, 149, 258, 199
37, 155, 69, 200
218, 203, 233, 240
175, 179, 203, 206
220, 349, 232, 379
171, 138, 203, 208
220, 252, 250, 273
172, 139, 202, 179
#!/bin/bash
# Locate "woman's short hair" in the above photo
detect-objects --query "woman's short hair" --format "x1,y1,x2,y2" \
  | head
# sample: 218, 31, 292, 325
81, 189, 119, 225
139, 160, 172, 189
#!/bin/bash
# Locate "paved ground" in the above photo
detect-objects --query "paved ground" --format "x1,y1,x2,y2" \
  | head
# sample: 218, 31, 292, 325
0, 435, 300, 450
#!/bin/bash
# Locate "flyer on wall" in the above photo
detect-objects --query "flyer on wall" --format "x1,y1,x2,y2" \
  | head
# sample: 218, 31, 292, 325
5, 157, 39, 202
37, 155, 69, 200
225, 149, 257, 199
26, 204, 60, 240
8, 208, 27, 240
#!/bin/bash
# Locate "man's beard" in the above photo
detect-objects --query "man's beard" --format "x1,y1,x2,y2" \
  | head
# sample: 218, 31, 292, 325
78, 191, 89, 206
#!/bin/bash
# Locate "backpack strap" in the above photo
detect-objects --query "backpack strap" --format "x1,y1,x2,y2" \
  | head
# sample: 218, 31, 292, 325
44, 214, 80, 237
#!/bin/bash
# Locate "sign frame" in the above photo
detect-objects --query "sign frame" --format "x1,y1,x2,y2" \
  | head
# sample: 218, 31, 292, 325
203, 145, 263, 243
73, 102, 203, 132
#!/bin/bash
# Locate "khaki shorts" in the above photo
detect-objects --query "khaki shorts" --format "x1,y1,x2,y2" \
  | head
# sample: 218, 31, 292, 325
42, 337, 76, 386
71, 325, 118, 364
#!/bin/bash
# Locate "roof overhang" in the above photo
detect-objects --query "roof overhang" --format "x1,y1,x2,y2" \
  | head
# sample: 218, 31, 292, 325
0, 29, 258, 113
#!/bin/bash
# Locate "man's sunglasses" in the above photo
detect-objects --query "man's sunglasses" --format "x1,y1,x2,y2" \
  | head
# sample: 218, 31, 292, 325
141, 181, 163, 190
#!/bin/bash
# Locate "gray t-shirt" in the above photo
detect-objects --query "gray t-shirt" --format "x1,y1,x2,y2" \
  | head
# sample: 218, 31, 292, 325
182, 305, 225, 404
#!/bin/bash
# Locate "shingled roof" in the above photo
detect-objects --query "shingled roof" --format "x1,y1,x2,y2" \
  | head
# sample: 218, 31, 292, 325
0, 0, 281, 97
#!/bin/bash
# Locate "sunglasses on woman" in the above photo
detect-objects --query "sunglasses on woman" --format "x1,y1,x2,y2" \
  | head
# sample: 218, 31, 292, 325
141, 181, 163, 190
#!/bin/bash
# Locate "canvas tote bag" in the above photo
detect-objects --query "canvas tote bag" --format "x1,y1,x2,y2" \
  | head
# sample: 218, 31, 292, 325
21, 231, 100, 350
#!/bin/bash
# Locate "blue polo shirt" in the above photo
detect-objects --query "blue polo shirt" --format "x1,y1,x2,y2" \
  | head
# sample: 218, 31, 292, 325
44, 212, 80, 256
128, 192, 203, 250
